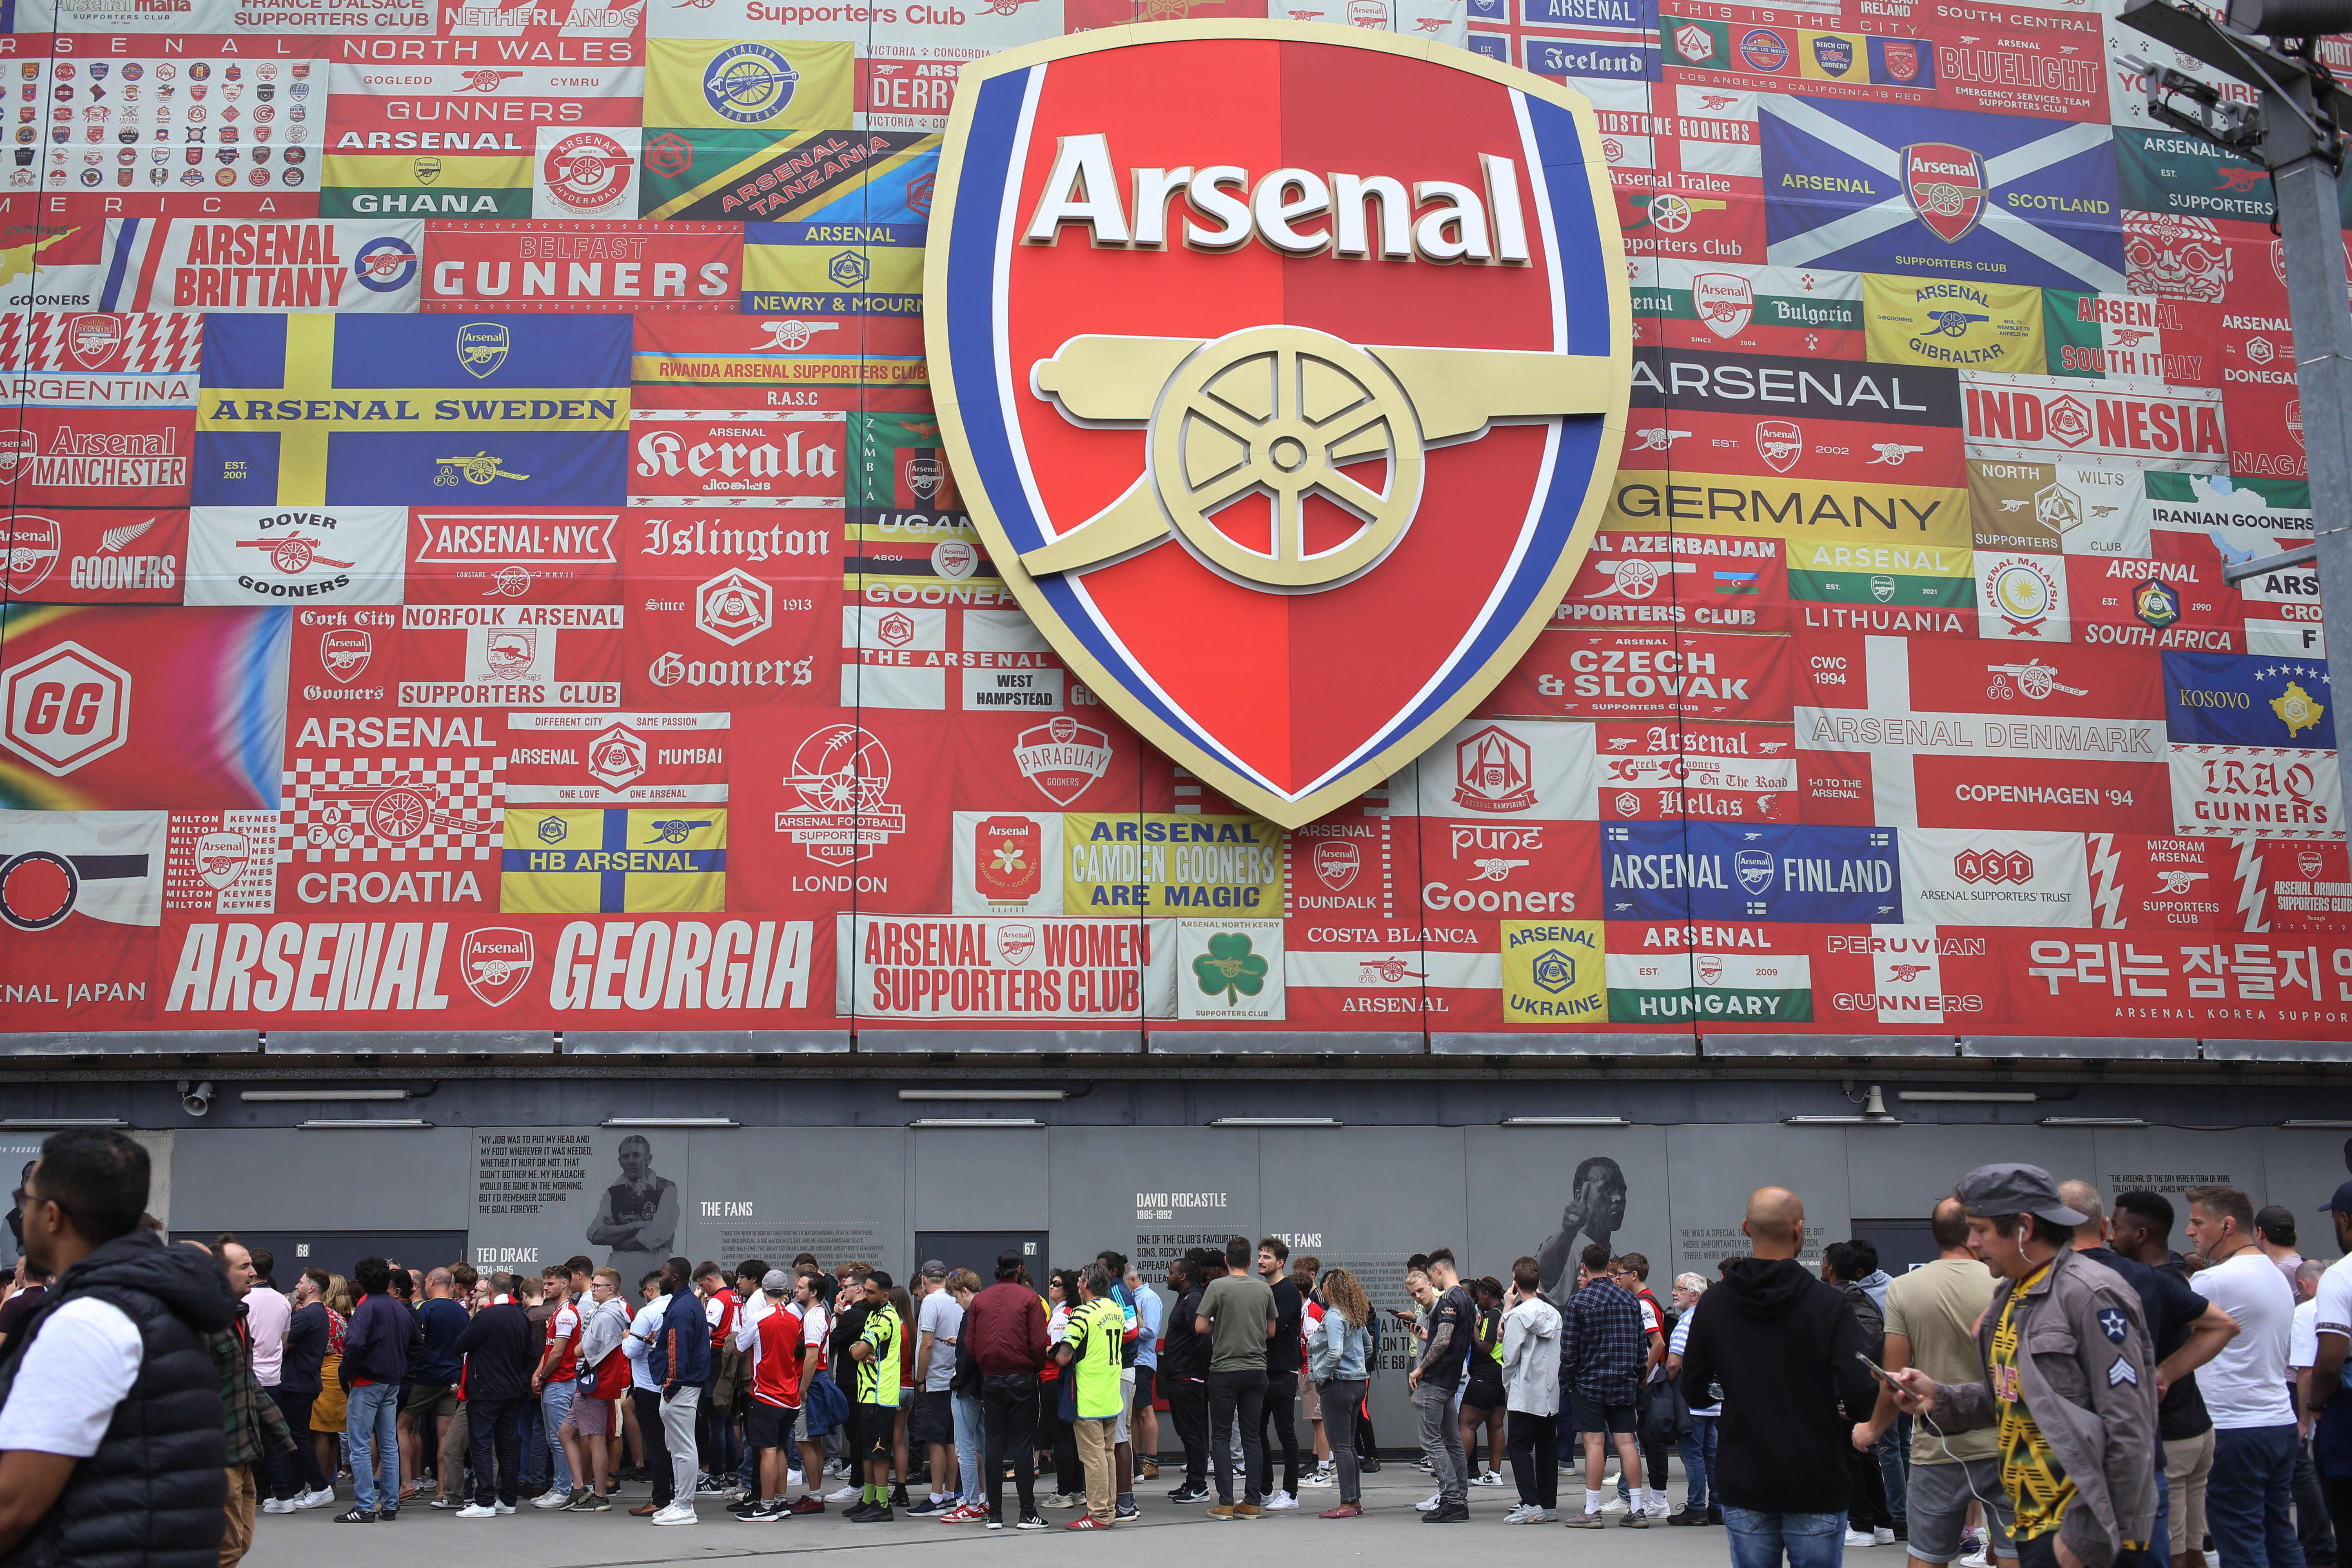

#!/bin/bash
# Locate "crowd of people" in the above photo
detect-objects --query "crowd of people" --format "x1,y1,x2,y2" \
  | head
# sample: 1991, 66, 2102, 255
4, 1128, 2352, 1568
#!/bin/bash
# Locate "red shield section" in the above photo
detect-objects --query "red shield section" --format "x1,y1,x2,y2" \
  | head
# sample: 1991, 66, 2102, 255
1903, 142, 1987, 244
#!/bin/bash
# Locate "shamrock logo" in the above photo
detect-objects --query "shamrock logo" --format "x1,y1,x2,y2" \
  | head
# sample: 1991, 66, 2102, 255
1192, 932, 1268, 1005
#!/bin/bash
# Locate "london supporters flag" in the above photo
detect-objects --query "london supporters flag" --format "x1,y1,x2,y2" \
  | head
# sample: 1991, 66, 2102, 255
1794, 631, 2172, 832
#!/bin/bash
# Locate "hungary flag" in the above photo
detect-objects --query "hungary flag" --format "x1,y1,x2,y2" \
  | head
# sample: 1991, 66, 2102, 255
1605, 946, 1813, 1023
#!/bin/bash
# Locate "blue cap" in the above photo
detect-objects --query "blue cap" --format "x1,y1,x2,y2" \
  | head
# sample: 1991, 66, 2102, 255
2318, 1181, 2352, 1215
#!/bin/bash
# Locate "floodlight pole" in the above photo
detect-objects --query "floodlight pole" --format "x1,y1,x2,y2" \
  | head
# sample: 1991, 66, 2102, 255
2122, 0, 2352, 837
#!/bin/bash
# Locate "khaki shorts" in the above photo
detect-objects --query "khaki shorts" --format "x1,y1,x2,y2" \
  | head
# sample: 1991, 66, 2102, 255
402, 1383, 457, 1421
2165, 1428, 2216, 1557
1300, 1378, 1322, 1421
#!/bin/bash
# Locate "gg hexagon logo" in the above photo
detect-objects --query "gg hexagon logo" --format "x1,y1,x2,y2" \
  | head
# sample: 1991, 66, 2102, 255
928, 22, 1631, 826
3, 639, 132, 777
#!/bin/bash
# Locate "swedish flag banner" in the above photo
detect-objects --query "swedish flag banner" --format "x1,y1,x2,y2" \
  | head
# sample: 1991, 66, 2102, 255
193, 315, 633, 507
499, 808, 728, 914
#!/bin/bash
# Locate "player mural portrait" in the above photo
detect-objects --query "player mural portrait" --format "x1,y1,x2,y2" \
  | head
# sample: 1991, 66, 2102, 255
587, 1133, 680, 1284
1536, 1154, 1628, 1307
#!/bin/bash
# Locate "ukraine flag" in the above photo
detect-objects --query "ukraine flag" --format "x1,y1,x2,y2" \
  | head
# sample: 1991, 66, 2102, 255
499, 808, 727, 914
193, 314, 631, 507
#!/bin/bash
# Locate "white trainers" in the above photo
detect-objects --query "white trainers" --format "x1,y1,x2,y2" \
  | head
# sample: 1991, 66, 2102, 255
826, 1485, 860, 1503
531, 1490, 570, 1509
1300, 1468, 1335, 1488
1473, 1470, 1506, 1487
1600, 1496, 1629, 1514
650, 1503, 699, 1526
492, 1502, 516, 1515
456, 1503, 497, 1519
1846, 1529, 1878, 1546
1417, 1492, 1441, 1511
261, 1499, 294, 1515
1650, 1499, 1675, 1519
1875, 1528, 1896, 1545
1263, 1491, 1299, 1511
297, 1488, 336, 1510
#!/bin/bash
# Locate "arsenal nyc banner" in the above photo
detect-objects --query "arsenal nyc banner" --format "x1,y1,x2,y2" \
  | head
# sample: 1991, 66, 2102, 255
926, 24, 1633, 826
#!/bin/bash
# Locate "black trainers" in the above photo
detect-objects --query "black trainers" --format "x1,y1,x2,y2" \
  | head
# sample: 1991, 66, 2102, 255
890, 1486, 910, 1508
1169, 1485, 1209, 1503
853, 1506, 894, 1523
1016, 1513, 1048, 1530
332, 1508, 375, 1524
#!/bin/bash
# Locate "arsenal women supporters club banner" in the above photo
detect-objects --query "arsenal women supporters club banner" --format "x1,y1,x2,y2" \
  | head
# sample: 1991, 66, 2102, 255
0, 16, 2346, 1051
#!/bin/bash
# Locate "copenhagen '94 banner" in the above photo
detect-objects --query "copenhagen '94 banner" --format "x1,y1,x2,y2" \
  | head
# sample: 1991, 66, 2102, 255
0, 4, 2347, 1052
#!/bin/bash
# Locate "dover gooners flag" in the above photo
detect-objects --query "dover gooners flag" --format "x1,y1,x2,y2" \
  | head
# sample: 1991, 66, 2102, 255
926, 23, 1631, 827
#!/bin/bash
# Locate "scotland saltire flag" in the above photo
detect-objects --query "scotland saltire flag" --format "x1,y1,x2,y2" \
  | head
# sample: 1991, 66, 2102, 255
1759, 97, 2125, 292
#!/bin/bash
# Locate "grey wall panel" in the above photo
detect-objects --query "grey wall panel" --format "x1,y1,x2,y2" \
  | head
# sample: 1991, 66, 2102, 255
2088, 1127, 2275, 1224
172, 1127, 468, 1233
564, 1030, 849, 1054
858, 1029, 1142, 1055
1045, 1126, 1259, 1287
1665, 1123, 1851, 1277
915, 1125, 1048, 1232
2204, 1038, 2350, 1063
1464, 1124, 1672, 1300
271, 1031, 549, 1055
1842, 1125, 2096, 1227
2263, 1131, 2352, 1237
1707, 1035, 1955, 1057
683, 1127, 908, 1280
1147, 1029, 1422, 1054
1255, 1126, 1466, 1443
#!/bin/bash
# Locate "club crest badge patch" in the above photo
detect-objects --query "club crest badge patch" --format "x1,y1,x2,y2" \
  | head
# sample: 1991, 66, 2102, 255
926, 22, 1632, 826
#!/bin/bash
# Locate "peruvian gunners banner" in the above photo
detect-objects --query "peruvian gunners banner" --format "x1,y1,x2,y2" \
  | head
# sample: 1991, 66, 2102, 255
0, 13, 2348, 1050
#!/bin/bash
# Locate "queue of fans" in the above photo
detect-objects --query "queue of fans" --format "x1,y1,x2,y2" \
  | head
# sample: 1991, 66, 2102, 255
4, 1127, 2352, 1568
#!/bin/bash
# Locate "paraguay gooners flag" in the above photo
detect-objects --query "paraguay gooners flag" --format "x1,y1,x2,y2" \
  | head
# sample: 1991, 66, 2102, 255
928, 23, 1633, 828
193, 315, 632, 507
499, 807, 726, 913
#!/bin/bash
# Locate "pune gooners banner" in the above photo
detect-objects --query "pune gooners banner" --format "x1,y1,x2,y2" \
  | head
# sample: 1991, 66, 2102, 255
927, 24, 1634, 827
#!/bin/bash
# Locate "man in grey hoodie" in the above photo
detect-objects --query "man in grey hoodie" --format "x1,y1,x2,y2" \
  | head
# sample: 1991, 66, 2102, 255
1501, 1256, 1563, 1523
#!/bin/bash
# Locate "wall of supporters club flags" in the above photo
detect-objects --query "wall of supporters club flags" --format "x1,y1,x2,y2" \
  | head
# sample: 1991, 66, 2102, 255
0, 0, 2347, 1056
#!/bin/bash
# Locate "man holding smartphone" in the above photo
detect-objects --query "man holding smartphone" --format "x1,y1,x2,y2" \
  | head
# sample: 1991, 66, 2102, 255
1882, 1165, 2160, 1568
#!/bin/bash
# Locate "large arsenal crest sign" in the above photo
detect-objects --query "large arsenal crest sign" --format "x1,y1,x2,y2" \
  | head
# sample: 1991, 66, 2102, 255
926, 22, 1630, 827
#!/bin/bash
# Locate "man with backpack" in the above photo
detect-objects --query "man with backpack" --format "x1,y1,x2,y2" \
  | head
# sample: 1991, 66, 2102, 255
1826, 1239, 1897, 1547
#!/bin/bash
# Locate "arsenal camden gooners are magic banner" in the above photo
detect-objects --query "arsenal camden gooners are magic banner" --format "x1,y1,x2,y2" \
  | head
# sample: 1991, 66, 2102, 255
926, 24, 1633, 827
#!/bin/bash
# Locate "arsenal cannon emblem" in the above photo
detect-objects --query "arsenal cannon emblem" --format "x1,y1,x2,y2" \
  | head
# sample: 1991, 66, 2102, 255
926, 22, 1631, 827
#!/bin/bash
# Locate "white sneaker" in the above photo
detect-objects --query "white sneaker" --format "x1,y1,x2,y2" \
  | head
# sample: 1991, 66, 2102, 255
1650, 1499, 1675, 1519
1263, 1490, 1298, 1510
298, 1488, 336, 1510
261, 1499, 294, 1516
1875, 1528, 1896, 1545
1600, 1496, 1629, 1514
1534, 1508, 1560, 1522
1300, 1469, 1334, 1488
650, 1503, 699, 1526
456, 1503, 497, 1519
1846, 1528, 1878, 1546
1417, 1492, 1441, 1511
1503, 1504, 1536, 1523
826, 1485, 860, 1503
493, 1502, 516, 1515
1473, 1470, 1506, 1487
531, 1490, 570, 1509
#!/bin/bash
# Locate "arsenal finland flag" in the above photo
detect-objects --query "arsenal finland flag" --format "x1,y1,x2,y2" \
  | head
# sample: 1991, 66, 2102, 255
929, 24, 1633, 826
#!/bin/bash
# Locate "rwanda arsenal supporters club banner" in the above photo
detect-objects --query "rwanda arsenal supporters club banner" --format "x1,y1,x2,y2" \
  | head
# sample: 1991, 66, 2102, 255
0, 18, 2348, 1051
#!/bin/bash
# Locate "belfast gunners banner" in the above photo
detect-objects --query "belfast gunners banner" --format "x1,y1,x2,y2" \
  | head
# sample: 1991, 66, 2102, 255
0, 9, 2348, 1052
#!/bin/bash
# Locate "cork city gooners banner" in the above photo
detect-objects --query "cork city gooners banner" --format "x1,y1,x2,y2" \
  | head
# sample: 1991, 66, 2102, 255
927, 24, 1633, 828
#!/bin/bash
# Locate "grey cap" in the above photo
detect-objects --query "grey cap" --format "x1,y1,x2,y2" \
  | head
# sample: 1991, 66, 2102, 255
762, 1269, 793, 1293
1956, 1162, 2089, 1226
920, 1259, 949, 1280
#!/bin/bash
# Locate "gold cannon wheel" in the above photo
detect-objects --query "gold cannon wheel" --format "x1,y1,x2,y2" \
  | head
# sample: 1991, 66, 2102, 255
1147, 325, 1423, 591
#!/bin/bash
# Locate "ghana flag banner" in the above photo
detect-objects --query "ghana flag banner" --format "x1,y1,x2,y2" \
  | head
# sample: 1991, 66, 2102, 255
192, 315, 630, 508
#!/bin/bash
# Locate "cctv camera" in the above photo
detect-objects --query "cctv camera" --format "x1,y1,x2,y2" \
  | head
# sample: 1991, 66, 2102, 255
180, 1081, 214, 1117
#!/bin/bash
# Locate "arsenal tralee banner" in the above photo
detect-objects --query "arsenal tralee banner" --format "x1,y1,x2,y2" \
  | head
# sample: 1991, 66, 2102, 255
0, 14, 2345, 1051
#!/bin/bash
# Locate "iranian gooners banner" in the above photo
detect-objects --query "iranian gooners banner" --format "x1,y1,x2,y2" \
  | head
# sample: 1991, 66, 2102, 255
0, 17, 2345, 1053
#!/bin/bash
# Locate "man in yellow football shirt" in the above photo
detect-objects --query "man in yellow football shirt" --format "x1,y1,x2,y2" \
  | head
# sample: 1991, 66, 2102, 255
844, 1271, 904, 1524
1885, 1164, 2160, 1568
1056, 1263, 1128, 1530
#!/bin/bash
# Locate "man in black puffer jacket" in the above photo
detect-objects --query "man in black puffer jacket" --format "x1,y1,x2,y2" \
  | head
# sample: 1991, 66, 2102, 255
0, 1128, 236, 1568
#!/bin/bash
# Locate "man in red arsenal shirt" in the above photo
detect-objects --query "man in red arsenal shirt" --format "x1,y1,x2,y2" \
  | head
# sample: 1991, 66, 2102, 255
731, 1270, 805, 1523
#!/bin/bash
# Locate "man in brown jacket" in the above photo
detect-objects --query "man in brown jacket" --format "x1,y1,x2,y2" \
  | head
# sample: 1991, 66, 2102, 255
963, 1250, 1050, 1530
1886, 1164, 2160, 1568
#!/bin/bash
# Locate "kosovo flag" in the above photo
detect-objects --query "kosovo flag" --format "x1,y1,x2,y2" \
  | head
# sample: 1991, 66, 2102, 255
499, 808, 727, 913
193, 314, 630, 507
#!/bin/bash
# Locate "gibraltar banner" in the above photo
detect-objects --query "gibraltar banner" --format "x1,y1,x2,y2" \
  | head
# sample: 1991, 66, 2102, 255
0, 11, 2339, 1054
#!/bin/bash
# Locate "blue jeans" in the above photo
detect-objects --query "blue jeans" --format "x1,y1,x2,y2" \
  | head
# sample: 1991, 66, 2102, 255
346, 1382, 401, 1514
1683, 1414, 1720, 1510
541, 1380, 575, 1492
2212, 1425, 2307, 1568
953, 1391, 983, 1501
1722, 1507, 1848, 1568
1875, 1421, 1909, 1528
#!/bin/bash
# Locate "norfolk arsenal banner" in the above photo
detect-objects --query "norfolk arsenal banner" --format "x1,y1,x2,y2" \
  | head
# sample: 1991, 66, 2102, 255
0, 15, 2343, 1049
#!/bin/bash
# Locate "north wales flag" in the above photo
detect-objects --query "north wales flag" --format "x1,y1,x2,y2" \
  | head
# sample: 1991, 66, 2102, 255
193, 314, 630, 507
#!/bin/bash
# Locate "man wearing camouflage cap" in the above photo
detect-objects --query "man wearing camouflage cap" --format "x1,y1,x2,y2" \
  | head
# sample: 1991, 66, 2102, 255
1883, 1164, 2160, 1568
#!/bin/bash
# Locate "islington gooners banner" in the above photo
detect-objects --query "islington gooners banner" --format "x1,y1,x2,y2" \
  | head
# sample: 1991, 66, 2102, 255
0, 9, 2348, 1049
